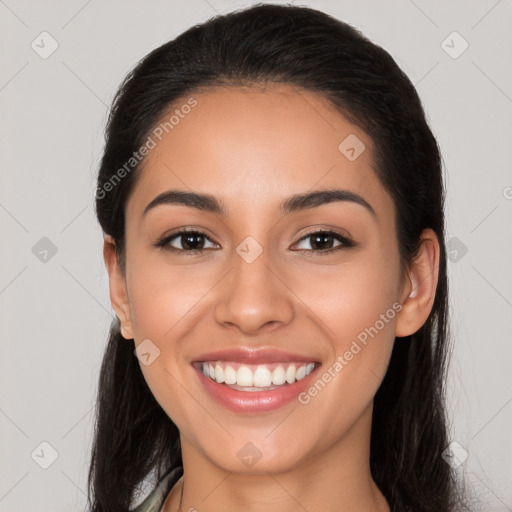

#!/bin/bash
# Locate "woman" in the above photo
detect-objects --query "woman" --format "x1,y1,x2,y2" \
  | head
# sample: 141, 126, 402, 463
87, 3, 470, 511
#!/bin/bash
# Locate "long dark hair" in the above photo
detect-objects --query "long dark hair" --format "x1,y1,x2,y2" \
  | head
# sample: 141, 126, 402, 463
88, 3, 470, 511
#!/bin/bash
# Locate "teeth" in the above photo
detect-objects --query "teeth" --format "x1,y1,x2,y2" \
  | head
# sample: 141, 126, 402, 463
224, 365, 237, 385
296, 365, 306, 381
285, 364, 296, 384
272, 365, 286, 385
237, 366, 253, 387
253, 366, 272, 387
214, 363, 224, 384
201, 361, 316, 387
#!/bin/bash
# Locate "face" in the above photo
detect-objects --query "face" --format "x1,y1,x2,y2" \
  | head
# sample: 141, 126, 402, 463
107, 84, 425, 475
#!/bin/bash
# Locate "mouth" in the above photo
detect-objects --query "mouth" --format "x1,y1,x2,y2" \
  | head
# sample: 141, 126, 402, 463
191, 350, 320, 413
196, 360, 316, 388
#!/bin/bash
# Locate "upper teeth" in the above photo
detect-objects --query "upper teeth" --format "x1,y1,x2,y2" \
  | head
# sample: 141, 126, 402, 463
201, 361, 315, 387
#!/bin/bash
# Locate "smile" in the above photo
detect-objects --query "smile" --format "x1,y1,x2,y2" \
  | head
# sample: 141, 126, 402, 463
191, 348, 321, 413
199, 361, 316, 389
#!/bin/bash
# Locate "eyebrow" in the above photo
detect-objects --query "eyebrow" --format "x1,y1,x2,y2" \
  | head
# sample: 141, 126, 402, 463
142, 188, 376, 218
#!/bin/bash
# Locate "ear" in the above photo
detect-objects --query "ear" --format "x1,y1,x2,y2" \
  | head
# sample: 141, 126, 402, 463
395, 228, 440, 338
103, 234, 134, 340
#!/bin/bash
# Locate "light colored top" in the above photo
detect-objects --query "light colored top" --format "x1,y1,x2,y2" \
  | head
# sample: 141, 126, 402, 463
131, 467, 183, 512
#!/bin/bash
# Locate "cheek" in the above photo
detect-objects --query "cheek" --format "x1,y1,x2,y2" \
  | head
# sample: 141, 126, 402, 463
289, 249, 400, 344
290, 247, 400, 404
125, 257, 199, 423
126, 255, 210, 341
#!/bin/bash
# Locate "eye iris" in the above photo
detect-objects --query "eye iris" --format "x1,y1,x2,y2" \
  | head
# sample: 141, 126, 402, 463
182, 233, 203, 250
310, 233, 334, 250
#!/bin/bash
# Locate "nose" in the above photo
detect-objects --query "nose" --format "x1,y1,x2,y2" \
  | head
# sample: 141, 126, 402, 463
214, 247, 295, 335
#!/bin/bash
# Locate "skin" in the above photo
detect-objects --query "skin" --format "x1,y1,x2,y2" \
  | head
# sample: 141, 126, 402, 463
103, 84, 440, 512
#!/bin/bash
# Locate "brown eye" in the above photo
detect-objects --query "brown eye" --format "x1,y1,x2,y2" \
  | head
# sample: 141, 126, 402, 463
293, 230, 355, 254
156, 230, 218, 252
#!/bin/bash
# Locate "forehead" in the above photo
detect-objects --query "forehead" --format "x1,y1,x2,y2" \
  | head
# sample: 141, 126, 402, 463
126, 84, 393, 224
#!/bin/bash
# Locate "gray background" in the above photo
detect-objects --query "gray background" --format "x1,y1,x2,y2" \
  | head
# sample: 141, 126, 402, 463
1, 0, 511, 510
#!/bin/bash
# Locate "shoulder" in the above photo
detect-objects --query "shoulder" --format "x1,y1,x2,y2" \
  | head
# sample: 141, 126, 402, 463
131, 466, 183, 512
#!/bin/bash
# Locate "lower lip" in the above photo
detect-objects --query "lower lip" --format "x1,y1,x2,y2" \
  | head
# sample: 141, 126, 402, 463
193, 364, 319, 413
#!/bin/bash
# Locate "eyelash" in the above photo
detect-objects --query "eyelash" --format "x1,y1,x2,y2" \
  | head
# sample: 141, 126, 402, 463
154, 228, 356, 256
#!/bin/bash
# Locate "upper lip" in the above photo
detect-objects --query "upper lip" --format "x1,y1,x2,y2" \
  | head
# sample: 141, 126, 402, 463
192, 347, 320, 365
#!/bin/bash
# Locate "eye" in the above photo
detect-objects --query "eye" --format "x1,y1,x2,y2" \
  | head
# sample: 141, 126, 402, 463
155, 229, 218, 253
154, 228, 355, 255
292, 229, 355, 254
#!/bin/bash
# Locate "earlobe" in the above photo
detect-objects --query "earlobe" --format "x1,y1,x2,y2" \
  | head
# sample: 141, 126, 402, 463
103, 234, 134, 340
395, 229, 440, 338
